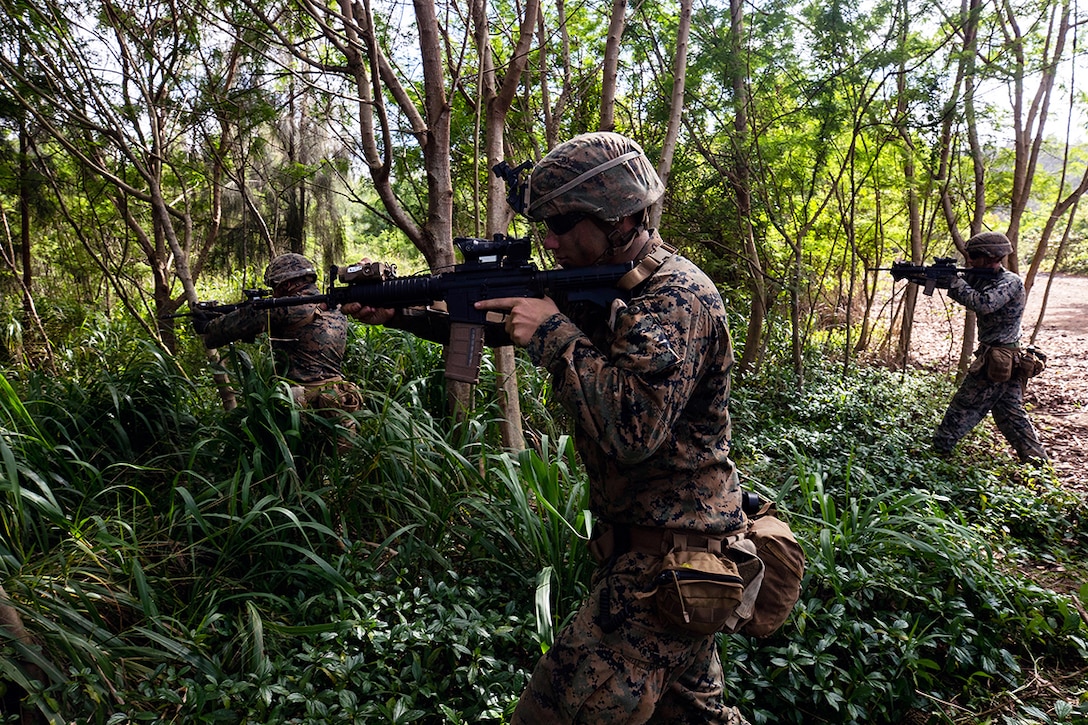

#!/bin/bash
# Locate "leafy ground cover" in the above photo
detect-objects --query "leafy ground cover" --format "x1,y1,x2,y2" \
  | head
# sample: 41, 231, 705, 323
0, 309, 1085, 724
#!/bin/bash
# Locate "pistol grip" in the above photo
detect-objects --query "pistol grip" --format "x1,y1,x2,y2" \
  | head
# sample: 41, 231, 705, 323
445, 322, 485, 384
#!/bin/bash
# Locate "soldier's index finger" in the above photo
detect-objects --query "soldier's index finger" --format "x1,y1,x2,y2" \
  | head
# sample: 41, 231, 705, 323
474, 298, 518, 311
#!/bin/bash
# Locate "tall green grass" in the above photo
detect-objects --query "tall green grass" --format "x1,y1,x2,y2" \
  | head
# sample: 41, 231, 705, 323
0, 322, 1085, 724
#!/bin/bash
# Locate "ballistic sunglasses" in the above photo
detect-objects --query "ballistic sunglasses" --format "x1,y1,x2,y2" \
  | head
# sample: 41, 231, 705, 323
544, 212, 586, 236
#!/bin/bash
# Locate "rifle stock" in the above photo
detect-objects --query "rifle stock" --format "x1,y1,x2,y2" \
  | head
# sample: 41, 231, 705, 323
254, 235, 637, 383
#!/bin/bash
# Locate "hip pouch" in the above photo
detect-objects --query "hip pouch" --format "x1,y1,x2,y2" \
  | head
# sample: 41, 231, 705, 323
654, 549, 745, 636
305, 380, 363, 413
984, 346, 1017, 383
741, 503, 806, 637
1016, 346, 1047, 379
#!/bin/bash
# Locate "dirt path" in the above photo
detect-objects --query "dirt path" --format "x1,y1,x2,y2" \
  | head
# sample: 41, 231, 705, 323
903, 273, 1088, 494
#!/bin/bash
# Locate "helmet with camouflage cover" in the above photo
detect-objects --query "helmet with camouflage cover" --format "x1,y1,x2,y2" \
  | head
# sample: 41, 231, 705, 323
526, 132, 665, 222
965, 231, 1013, 259
264, 253, 317, 287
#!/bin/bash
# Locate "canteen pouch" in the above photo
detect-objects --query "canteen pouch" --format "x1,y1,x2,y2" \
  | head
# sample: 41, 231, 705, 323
654, 550, 745, 636
985, 346, 1016, 383
1016, 346, 1047, 379
741, 503, 806, 637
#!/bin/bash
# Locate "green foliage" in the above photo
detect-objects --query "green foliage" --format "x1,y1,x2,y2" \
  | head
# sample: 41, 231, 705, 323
92, 568, 533, 724
1053, 216, 1088, 275
728, 458, 1083, 724
727, 361, 1088, 724
1, 325, 1086, 725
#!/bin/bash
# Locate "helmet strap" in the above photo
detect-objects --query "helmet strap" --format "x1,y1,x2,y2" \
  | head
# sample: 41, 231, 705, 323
598, 208, 652, 259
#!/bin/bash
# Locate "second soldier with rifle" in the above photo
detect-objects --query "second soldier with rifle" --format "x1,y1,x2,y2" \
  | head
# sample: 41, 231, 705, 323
193, 253, 362, 450
876, 233, 1049, 464
930, 232, 1049, 464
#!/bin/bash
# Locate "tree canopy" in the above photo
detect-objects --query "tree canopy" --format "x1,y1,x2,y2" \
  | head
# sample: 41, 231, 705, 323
1, 0, 1085, 379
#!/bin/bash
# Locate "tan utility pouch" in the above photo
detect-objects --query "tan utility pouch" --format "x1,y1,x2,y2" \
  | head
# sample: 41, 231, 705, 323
1017, 346, 1047, 379
986, 346, 1017, 382
654, 550, 746, 636
741, 503, 806, 637
301, 379, 363, 413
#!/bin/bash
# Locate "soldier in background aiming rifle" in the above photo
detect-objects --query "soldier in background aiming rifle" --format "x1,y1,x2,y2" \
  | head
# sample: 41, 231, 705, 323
193, 253, 362, 450
930, 232, 1049, 464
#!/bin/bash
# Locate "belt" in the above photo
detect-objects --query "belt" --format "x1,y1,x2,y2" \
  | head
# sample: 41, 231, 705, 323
590, 522, 745, 562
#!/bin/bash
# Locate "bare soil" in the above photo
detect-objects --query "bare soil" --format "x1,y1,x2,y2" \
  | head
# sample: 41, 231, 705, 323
901, 273, 1088, 494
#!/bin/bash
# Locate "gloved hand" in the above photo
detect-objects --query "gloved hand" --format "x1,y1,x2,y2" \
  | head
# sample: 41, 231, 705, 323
933, 272, 956, 290
190, 310, 214, 335
947, 274, 968, 293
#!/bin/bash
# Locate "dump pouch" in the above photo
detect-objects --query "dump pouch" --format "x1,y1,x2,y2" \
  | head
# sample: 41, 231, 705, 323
741, 503, 806, 637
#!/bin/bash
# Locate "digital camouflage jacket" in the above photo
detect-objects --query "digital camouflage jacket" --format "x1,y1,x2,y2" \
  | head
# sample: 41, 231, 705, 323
526, 235, 745, 536
949, 268, 1025, 346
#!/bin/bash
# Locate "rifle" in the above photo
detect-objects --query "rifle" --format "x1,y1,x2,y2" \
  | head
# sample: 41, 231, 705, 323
252, 234, 637, 383
870, 256, 1000, 296
162, 288, 273, 319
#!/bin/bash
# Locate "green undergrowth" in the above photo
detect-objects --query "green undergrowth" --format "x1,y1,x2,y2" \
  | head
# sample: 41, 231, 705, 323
0, 321, 1085, 724
730, 360, 1088, 724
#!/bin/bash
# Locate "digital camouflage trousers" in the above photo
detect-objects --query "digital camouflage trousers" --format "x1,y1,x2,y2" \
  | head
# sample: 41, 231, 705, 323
932, 372, 1048, 463
511, 551, 749, 725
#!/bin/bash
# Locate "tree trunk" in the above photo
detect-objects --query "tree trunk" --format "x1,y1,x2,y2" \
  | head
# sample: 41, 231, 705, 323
18, 120, 32, 317
599, 0, 627, 131
1029, 204, 1079, 345
1023, 165, 1088, 296
477, 0, 539, 450
1004, 1, 1069, 269
894, 0, 922, 371
647, 0, 691, 229
727, 0, 766, 376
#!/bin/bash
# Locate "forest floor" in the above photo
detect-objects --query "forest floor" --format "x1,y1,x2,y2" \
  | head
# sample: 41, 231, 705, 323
900, 272, 1088, 495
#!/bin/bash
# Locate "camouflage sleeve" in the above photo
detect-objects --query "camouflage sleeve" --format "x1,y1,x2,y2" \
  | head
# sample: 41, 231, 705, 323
202, 307, 269, 349
527, 285, 714, 465
948, 272, 1021, 314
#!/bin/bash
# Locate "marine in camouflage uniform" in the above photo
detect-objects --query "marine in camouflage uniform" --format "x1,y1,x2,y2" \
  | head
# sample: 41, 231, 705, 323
476, 132, 750, 724
932, 232, 1048, 464
198, 253, 361, 444
342, 133, 752, 722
